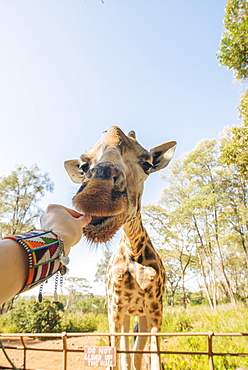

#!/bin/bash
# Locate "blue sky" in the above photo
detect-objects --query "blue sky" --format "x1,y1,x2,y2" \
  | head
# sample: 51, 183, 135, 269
0, 1, 243, 296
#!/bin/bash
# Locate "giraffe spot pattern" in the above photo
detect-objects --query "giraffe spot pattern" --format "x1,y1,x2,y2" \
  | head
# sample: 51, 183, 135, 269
66, 127, 175, 369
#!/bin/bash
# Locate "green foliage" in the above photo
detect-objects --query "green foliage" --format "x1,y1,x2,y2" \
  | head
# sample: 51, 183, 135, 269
162, 308, 193, 332
0, 296, 109, 334
217, 0, 248, 80
63, 276, 94, 311
0, 313, 13, 332
217, 0, 248, 181
1, 297, 248, 369
0, 164, 54, 237
161, 305, 248, 369
220, 91, 248, 179
239, 89, 248, 125
61, 312, 96, 332
8, 299, 62, 333
60, 293, 107, 332
144, 137, 248, 308
94, 248, 113, 287
61, 312, 108, 332
188, 291, 205, 306
65, 276, 92, 297
76, 295, 106, 313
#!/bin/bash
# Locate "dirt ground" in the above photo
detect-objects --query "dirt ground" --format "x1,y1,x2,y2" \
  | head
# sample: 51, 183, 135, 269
0, 335, 107, 370
0, 334, 154, 370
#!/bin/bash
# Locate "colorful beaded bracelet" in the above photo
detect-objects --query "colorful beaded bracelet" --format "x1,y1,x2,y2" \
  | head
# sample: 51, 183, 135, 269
4, 230, 69, 294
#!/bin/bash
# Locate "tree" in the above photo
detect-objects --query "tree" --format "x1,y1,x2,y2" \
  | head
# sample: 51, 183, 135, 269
217, 0, 248, 80
239, 89, 248, 126
217, 1, 248, 178
65, 276, 92, 296
94, 248, 113, 288
64, 277, 92, 310
10, 299, 62, 333
0, 164, 54, 237
143, 205, 195, 308
220, 92, 248, 179
144, 138, 248, 307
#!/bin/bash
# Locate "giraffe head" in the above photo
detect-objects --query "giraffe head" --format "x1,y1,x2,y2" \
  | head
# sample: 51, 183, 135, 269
65, 126, 176, 243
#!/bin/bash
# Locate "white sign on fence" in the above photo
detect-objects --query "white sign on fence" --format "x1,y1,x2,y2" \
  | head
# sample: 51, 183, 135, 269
84, 346, 116, 367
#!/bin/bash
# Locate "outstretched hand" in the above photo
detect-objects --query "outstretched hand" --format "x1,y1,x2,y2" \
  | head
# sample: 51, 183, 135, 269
40, 204, 92, 255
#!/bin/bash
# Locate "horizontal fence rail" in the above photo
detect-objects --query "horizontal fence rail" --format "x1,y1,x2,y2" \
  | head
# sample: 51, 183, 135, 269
0, 331, 248, 370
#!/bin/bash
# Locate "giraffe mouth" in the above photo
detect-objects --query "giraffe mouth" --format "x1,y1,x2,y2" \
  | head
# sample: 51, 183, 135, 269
82, 212, 126, 243
90, 215, 109, 226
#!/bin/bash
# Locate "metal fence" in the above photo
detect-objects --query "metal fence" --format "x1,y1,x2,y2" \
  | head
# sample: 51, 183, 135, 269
1, 331, 248, 370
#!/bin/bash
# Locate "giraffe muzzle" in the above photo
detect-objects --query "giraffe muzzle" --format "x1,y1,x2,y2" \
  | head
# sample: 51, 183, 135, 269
73, 177, 128, 217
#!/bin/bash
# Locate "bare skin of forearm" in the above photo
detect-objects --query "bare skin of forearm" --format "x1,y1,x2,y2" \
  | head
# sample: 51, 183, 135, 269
0, 239, 28, 305
0, 205, 91, 305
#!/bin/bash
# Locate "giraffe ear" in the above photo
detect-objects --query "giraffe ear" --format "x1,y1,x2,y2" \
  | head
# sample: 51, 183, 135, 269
149, 141, 177, 173
64, 159, 83, 183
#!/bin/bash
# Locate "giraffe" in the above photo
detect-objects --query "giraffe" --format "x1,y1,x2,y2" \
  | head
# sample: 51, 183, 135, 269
64, 126, 176, 369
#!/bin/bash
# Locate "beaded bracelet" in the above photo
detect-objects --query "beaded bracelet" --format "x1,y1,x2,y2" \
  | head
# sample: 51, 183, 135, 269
4, 230, 70, 296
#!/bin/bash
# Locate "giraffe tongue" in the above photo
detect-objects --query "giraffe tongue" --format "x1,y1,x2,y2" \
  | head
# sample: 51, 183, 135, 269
90, 215, 109, 226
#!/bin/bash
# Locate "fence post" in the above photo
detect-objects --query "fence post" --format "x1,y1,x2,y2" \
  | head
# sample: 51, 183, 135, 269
156, 334, 162, 369
62, 332, 68, 370
20, 336, 26, 370
208, 331, 214, 370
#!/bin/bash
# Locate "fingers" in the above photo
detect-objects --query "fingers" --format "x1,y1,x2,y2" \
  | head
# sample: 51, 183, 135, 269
62, 206, 86, 218
46, 204, 90, 220
40, 204, 92, 229
39, 204, 92, 254
78, 214, 92, 227
56, 205, 92, 226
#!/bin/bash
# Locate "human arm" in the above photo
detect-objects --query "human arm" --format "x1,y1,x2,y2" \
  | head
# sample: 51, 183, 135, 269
0, 204, 91, 305
40, 204, 92, 255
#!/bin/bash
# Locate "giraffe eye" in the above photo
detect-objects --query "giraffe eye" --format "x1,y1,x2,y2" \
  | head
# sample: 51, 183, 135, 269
142, 162, 153, 174
78, 162, 90, 174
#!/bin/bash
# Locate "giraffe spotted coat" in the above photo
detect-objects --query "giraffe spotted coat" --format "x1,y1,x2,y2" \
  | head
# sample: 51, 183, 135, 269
65, 126, 176, 370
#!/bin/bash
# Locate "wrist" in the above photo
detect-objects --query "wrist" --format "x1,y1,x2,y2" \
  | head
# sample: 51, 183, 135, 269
49, 229, 79, 255
4, 230, 69, 293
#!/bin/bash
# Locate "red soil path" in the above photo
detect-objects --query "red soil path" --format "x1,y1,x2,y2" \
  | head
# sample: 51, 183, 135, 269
0, 336, 106, 370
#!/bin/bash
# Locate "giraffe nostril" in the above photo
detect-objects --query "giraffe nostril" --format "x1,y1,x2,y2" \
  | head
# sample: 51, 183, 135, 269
112, 173, 127, 191
95, 166, 111, 180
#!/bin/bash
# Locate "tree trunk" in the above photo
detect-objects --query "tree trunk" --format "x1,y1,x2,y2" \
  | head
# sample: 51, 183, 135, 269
193, 217, 216, 309
197, 252, 214, 310
213, 206, 236, 307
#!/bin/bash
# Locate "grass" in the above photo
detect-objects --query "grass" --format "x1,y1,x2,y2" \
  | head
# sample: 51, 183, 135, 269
160, 304, 248, 369
0, 302, 248, 369
61, 311, 104, 332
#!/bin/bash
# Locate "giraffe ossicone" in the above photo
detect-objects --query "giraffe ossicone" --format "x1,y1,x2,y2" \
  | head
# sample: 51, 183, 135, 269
65, 126, 176, 370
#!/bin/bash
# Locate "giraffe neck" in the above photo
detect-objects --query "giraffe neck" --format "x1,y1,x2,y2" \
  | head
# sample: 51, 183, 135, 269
122, 213, 151, 258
